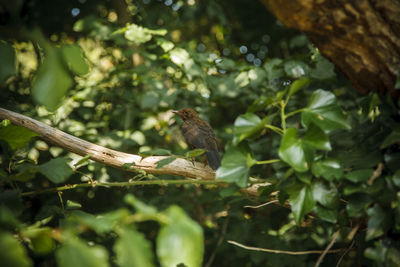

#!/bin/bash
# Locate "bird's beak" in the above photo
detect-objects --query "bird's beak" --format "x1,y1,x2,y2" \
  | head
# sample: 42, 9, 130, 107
172, 110, 178, 114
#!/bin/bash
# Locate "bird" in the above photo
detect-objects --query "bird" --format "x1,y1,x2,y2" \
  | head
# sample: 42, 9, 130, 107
173, 108, 221, 170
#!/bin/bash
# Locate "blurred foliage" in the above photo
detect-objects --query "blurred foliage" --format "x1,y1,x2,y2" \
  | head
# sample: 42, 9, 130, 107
1, 0, 400, 266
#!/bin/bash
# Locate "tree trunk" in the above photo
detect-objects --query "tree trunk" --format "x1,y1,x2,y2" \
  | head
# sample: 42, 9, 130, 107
260, 0, 400, 97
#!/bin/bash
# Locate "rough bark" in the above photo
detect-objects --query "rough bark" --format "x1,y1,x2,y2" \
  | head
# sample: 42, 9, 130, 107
260, 0, 400, 97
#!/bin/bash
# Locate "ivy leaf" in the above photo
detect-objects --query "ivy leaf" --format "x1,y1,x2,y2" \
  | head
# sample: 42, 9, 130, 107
380, 130, 400, 149
313, 205, 337, 223
38, 158, 74, 184
311, 158, 343, 181
157, 206, 204, 267
286, 182, 315, 224
288, 78, 310, 97
366, 205, 389, 241
303, 123, 331, 151
233, 113, 270, 145
216, 145, 253, 188
278, 128, 313, 172
344, 169, 374, 183
301, 89, 351, 132
114, 226, 155, 267
311, 182, 339, 209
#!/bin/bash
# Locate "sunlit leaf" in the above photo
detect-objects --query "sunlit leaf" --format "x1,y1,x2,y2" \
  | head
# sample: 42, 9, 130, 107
233, 113, 270, 145
114, 226, 155, 267
124, 23, 166, 45
0, 125, 38, 149
216, 145, 253, 188
61, 44, 89, 75
23, 227, 55, 255
311, 182, 339, 208
157, 206, 203, 267
303, 123, 331, 151
38, 158, 74, 184
169, 48, 203, 78
301, 89, 351, 132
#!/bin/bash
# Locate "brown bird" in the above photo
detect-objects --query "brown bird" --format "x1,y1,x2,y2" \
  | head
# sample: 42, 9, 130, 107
173, 108, 221, 170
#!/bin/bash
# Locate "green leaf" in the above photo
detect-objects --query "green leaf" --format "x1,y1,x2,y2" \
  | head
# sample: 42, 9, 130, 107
114, 227, 155, 267
32, 48, 74, 111
66, 200, 82, 210
185, 148, 206, 158
141, 92, 159, 109
233, 113, 269, 144
380, 130, 400, 149
124, 24, 152, 44
288, 78, 310, 97
155, 37, 174, 52
169, 48, 203, 78
395, 73, 400, 89
313, 205, 337, 223
301, 89, 351, 132
216, 145, 253, 188
311, 182, 339, 208
263, 58, 284, 81
278, 128, 312, 172
61, 44, 89, 75
69, 210, 129, 234
286, 182, 315, 224
0, 41, 16, 83
124, 194, 158, 215
310, 55, 336, 80
157, 206, 204, 267
284, 60, 309, 78
23, 227, 55, 255
38, 158, 74, 184
156, 157, 176, 169
366, 205, 389, 241
0, 231, 32, 267
311, 158, 343, 181
56, 235, 109, 267
303, 123, 331, 151
344, 169, 374, 183
346, 194, 371, 218
215, 58, 236, 71
140, 149, 171, 157
0, 125, 39, 149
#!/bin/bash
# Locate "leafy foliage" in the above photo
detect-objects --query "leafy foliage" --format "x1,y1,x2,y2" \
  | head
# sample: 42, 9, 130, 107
1, 1, 400, 266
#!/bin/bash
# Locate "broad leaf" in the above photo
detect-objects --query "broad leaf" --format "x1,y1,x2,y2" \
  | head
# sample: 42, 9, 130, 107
366, 205, 389, 241
124, 194, 158, 215
216, 145, 253, 188
380, 130, 400, 149
32, 48, 74, 111
157, 206, 203, 267
0, 125, 38, 149
301, 89, 351, 132
114, 227, 155, 267
56, 235, 109, 267
233, 113, 270, 144
344, 169, 374, 183
313, 205, 337, 223
278, 128, 312, 172
311, 158, 343, 181
61, 44, 89, 75
286, 182, 315, 224
288, 78, 310, 97
0, 42, 16, 83
0, 231, 32, 267
303, 123, 331, 151
38, 158, 74, 184
311, 182, 339, 208
156, 157, 176, 169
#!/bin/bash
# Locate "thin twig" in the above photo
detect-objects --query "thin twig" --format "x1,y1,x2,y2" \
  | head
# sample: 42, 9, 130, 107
244, 200, 279, 209
228, 240, 347, 255
367, 162, 384, 185
205, 217, 230, 267
336, 240, 355, 267
20, 179, 229, 197
315, 229, 341, 267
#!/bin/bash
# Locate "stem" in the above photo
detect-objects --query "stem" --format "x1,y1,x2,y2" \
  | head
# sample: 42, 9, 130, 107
20, 179, 229, 197
254, 159, 280, 165
285, 108, 306, 119
280, 100, 287, 131
265, 125, 284, 135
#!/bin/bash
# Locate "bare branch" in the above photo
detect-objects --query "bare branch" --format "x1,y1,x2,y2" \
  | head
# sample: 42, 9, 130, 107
0, 108, 215, 180
315, 229, 341, 267
228, 240, 348, 255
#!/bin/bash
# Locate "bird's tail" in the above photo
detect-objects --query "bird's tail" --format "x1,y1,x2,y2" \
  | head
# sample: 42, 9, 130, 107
206, 150, 221, 170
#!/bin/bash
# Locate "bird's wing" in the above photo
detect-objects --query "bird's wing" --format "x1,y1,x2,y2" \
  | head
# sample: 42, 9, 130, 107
182, 121, 218, 151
